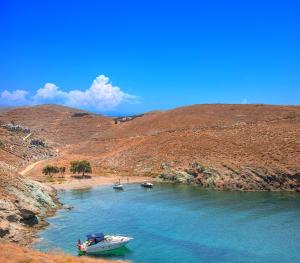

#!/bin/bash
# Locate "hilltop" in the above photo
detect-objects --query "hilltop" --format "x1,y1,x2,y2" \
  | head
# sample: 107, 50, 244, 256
0, 104, 112, 147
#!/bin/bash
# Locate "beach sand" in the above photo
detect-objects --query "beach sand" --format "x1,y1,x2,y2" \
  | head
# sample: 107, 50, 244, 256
49, 175, 154, 190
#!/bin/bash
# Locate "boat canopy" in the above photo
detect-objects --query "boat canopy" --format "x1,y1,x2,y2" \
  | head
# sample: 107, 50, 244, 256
86, 233, 105, 242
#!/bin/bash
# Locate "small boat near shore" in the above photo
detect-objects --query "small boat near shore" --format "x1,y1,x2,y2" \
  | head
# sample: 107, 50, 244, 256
141, 181, 153, 188
78, 233, 133, 255
113, 183, 123, 190
113, 179, 123, 190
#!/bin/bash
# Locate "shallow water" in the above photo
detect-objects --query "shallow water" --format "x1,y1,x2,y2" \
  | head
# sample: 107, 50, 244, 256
35, 183, 300, 263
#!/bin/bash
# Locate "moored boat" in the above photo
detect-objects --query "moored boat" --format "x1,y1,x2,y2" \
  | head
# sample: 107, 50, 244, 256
141, 181, 153, 188
113, 183, 123, 190
78, 233, 133, 255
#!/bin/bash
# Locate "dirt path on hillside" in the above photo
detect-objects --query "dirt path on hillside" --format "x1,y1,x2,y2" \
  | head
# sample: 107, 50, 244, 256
19, 160, 46, 176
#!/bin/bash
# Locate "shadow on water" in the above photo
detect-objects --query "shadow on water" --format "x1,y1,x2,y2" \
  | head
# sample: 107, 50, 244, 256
114, 188, 124, 192
86, 246, 132, 259
69, 187, 93, 197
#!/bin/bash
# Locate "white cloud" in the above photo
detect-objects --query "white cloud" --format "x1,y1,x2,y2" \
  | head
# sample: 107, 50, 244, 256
34, 83, 67, 100
1, 75, 138, 111
65, 75, 138, 110
0, 90, 29, 106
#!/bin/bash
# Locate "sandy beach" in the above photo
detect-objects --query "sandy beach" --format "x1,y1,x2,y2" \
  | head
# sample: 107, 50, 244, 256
49, 175, 154, 190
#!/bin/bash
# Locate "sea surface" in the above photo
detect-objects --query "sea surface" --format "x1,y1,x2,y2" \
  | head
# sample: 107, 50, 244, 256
35, 183, 300, 263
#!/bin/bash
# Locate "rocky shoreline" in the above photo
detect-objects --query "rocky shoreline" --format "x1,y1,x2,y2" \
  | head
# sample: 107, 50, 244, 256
159, 162, 300, 192
0, 164, 61, 246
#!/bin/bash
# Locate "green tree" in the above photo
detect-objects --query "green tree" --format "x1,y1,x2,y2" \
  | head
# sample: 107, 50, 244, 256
0, 140, 4, 149
42, 165, 59, 177
70, 160, 92, 177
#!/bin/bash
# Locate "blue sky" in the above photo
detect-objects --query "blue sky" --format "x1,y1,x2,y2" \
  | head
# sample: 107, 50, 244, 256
0, 0, 299, 114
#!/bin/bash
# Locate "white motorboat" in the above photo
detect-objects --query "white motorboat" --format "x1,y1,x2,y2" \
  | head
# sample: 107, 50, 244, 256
141, 181, 153, 188
78, 233, 133, 255
113, 183, 123, 190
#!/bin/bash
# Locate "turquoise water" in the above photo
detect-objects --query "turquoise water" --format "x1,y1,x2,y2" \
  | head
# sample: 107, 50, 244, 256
35, 183, 300, 263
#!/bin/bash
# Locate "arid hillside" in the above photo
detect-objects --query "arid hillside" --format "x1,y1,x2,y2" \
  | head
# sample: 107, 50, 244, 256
0, 242, 126, 263
0, 125, 54, 169
1, 104, 300, 191
0, 104, 112, 147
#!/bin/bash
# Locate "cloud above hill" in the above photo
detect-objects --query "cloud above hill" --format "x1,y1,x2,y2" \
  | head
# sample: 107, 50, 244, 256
1, 90, 29, 104
1, 75, 138, 111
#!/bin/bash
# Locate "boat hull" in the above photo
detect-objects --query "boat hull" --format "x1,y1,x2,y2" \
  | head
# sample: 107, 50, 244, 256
113, 184, 123, 190
86, 240, 130, 254
113, 186, 123, 190
141, 183, 153, 188
80, 236, 133, 255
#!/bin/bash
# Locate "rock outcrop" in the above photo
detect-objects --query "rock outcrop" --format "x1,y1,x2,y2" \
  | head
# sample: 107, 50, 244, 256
159, 162, 300, 191
0, 164, 60, 245
159, 162, 196, 184
2, 122, 30, 133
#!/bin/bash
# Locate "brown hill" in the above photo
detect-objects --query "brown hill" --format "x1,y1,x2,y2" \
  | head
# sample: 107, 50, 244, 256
0, 104, 112, 147
99, 104, 299, 137
65, 104, 300, 191
1, 104, 300, 191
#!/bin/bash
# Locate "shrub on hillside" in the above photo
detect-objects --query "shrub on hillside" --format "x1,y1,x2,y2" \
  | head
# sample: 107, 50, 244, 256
42, 165, 59, 177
